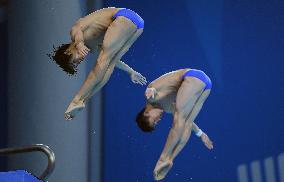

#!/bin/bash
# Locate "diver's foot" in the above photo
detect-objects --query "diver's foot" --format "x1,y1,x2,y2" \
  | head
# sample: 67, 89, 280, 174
153, 159, 173, 181
64, 101, 85, 121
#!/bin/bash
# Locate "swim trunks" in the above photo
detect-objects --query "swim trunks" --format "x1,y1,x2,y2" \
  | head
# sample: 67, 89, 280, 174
182, 69, 212, 90
113, 8, 144, 29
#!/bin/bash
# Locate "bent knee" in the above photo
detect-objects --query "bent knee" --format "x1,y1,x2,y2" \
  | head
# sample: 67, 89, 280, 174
100, 46, 117, 59
173, 120, 186, 131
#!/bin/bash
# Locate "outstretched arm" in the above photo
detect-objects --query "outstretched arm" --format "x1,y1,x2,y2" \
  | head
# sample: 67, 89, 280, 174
115, 60, 135, 74
116, 60, 147, 85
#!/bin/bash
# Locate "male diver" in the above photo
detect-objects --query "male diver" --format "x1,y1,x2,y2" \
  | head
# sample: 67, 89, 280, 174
136, 68, 213, 180
49, 7, 146, 120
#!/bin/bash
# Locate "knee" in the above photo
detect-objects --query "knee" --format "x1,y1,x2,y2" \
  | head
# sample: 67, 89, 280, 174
176, 110, 188, 122
102, 40, 121, 57
173, 120, 186, 132
179, 135, 190, 146
179, 138, 187, 146
99, 48, 116, 62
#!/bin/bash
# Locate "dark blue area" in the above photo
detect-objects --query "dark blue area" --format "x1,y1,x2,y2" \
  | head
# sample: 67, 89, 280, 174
103, 1, 284, 182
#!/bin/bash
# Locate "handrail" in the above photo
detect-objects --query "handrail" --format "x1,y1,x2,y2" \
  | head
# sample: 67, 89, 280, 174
0, 144, 55, 181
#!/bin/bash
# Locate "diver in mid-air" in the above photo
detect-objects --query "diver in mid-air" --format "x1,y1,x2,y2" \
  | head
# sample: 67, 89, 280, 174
136, 68, 214, 180
49, 7, 146, 120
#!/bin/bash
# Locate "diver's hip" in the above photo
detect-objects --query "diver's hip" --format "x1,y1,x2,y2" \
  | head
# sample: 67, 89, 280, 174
182, 69, 212, 90
113, 8, 144, 29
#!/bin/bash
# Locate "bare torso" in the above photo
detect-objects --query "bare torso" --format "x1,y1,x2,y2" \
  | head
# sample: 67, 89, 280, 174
151, 68, 212, 180
80, 7, 120, 52
147, 68, 190, 113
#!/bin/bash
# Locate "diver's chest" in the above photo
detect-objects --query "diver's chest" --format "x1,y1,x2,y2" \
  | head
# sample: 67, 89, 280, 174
159, 93, 177, 113
84, 30, 105, 50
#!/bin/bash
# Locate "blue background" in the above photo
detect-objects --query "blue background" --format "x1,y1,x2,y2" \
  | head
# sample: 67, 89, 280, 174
102, 0, 284, 182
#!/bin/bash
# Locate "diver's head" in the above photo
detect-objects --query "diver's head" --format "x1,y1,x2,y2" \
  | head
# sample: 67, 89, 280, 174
136, 104, 163, 132
48, 43, 85, 75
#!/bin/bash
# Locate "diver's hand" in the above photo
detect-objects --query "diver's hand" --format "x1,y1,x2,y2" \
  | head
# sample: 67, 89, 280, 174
130, 71, 147, 85
76, 42, 90, 57
145, 87, 157, 99
200, 133, 213, 150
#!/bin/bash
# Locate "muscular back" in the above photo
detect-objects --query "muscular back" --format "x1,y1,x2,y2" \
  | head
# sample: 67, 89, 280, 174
80, 8, 119, 31
147, 69, 190, 113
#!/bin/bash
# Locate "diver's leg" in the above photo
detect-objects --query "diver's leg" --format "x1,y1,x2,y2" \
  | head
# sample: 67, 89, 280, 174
86, 62, 116, 99
82, 29, 143, 101
153, 77, 205, 181
171, 89, 210, 160
72, 17, 137, 102
63, 62, 116, 120
64, 17, 140, 120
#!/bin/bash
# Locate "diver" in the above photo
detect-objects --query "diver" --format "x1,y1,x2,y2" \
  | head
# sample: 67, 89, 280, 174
49, 7, 146, 120
135, 68, 214, 180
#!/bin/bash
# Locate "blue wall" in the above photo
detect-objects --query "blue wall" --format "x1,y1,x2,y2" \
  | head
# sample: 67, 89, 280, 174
103, 1, 284, 182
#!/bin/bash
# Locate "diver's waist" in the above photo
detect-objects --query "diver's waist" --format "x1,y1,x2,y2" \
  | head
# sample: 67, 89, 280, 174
182, 69, 212, 90
113, 8, 144, 29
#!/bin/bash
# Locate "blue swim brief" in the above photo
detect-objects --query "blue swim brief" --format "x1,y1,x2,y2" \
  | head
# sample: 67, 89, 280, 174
113, 8, 144, 29
182, 69, 212, 90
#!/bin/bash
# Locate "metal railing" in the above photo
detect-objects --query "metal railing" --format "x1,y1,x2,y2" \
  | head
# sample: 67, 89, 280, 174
0, 144, 55, 181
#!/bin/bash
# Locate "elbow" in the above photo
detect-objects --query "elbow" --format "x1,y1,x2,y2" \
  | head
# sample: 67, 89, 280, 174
70, 25, 79, 35
75, 18, 83, 27
70, 27, 77, 39
70, 20, 83, 35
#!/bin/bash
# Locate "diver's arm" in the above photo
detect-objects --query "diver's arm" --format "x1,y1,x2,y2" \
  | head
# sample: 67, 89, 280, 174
70, 18, 92, 56
147, 80, 163, 92
146, 72, 179, 102
70, 8, 111, 43
192, 122, 202, 136
70, 11, 99, 44
116, 60, 147, 85
70, 25, 84, 44
146, 79, 166, 101
192, 122, 213, 149
146, 84, 169, 103
116, 60, 135, 74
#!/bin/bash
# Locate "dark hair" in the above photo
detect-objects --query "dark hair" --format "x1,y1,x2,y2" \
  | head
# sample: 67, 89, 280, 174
135, 108, 155, 132
48, 44, 78, 75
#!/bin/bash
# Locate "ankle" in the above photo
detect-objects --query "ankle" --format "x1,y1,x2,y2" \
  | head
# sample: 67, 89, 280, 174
159, 156, 171, 163
72, 97, 84, 105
